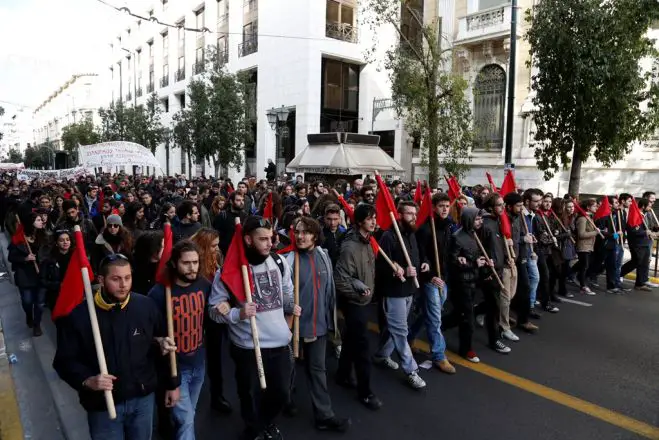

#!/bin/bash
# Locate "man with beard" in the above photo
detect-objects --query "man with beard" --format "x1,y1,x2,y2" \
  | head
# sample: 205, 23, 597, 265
83, 185, 100, 219
209, 216, 299, 440
173, 201, 202, 243
149, 241, 211, 440
213, 192, 247, 256
373, 201, 427, 389
410, 193, 455, 374
141, 192, 160, 229
53, 255, 179, 440
56, 200, 98, 256
360, 187, 375, 205
283, 217, 351, 432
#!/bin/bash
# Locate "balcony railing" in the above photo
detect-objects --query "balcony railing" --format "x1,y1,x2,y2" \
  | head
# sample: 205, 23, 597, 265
325, 21, 358, 43
136, 87, 143, 98
175, 67, 186, 81
147, 82, 155, 93
217, 45, 229, 65
160, 74, 169, 87
238, 38, 258, 57
193, 61, 205, 75
455, 4, 517, 44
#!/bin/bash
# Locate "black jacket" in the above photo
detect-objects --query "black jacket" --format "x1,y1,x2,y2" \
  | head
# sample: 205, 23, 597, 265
508, 212, 528, 262
8, 242, 43, 288
376, 225, 422, 298
213, 209, 248, 255
480, 213, 506, 273
449, 208, 487, 287
40, 250, 72, 309
416, 215, 454, 280
53, 294, 179, 412
320, 226, 345, 267
172, 221, 201, 243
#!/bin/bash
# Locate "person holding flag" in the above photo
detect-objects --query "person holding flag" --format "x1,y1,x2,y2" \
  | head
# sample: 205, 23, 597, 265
593, 196, 625, 294
575, 199, 602, 295
53, 252, 179, 440
208, 216, 299, 440
8, 212, 48, 336
621, 198, 655, 292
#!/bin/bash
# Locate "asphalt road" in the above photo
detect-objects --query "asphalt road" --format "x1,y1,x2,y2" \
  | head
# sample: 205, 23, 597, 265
192, 278, 659, 440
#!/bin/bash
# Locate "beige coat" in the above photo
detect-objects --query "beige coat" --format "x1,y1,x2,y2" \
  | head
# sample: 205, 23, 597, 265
576, 216, 598, 252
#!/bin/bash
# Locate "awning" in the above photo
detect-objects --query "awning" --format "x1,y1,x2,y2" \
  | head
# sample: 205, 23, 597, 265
286, 132, 404, 175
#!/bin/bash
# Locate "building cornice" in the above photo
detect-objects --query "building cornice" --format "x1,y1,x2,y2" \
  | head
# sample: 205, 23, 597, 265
33, 73, 99, 115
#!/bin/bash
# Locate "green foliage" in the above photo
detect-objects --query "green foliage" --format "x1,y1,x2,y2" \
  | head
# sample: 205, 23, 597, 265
61, 119, 100, 154
172, 46, 254, 177
526, 0, 659, 194
362, 0, 474, 185
23, 146, 52, 169
3, 148, 23, 163
98, 97, 164, 152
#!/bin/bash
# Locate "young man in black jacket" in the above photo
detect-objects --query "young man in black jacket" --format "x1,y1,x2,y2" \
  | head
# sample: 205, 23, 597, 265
213, 192, 247, 256
53, 255, 179, 440
374, 201, 427, 389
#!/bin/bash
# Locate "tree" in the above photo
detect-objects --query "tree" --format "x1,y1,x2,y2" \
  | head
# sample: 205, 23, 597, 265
3, 148, 23, 163
98, 101, 132, 142
98, 98, 163, 150
24, 146, 51, 169
363, 0, 474, 184
61, 119, 100, 161
173, 46, 253, 178
526, 0, 659, 194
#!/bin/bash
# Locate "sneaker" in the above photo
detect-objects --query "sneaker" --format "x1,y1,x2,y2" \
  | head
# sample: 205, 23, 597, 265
620, 286, 632, 292
334, 344, 342, 359
25, 315, 33, 329
581, 287, 596, 295
475, 314, 485, 328
406, 371, 427, 389
315, 416, 351, 432
433, 359, 456, 374
635, 285, 653, 292
589, 279, 600, 288
534, 300, 541, 306
33, 325, 43, 337
544, 305, 559, 313
265, 424, 283, 440
465, 350, 480, 363
492, 340, 512, 354
564, 292, 575, 298
518, 322, 539, 333
645, 281, 659, 288
502, 329, 520, 342
529, 310, 542, 320
373, 356, 399, 370
607, 288, 621, 294
360, 394, 383, 411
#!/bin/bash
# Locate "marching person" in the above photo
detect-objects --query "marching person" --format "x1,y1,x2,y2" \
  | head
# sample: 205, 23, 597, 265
149, 241, 211, 440
621, 198, 655, 291
373, 201, 427, 388
283, 216, 351, 432
575, 199, 601, 295
334, 204, 382, 410
209, 216, 299, 440
53, 255, 179, 440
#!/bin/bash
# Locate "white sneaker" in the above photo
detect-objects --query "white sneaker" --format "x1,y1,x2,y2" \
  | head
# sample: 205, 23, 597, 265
374, 356, 399, 370
475, 315, 485, 327
407, 371, 426, 389
502, 329, 520, 342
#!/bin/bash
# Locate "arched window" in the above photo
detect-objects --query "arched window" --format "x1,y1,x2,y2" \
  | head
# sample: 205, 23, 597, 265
473, 64, 506, 150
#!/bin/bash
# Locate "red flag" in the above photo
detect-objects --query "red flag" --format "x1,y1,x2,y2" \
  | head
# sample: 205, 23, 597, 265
277, 226, 297, 255
155, 222, 173, 285
413, 180, 422, 204
220, 222, 253, 302
337, 195, 355, 223
375, 174, 399, 230
11, 223, 25, 245
445, 176, 461, 202
500, 211, 512, 239
416, 186, 433, 226
263, 193, 273, 222
486, 172, 498, 194
573, 199, 589, 217
627, 198, 644, 228
369, 236, 380, 256
500, 171, 517, 195
52, 229, 93, 320
226, 183, 235, 194
97, 189, 105, 215
594, 196, 611, 221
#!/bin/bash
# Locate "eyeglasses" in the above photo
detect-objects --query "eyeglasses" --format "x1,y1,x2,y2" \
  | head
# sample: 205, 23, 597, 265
99, 253, 129, 270
107, 224, 121, 229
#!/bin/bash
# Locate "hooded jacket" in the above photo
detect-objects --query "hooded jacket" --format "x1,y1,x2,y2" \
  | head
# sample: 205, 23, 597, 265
449, 208, 486, 286
334, 228, 376, 306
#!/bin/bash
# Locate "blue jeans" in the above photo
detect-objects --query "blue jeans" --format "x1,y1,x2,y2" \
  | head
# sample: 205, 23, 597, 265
605, 244, 624, 289
408, 283, 448, 361
526, 258, 540, 308
19, 287, 46, 326
87, 393, 154, 440
376, 296, 418, 374
172, 363, 205, 440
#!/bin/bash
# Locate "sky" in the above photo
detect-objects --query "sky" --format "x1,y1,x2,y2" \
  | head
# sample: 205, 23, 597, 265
0, 0, 138, 111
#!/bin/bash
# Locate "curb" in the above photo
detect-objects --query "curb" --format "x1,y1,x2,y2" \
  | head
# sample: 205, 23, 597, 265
623, 273, 659, 285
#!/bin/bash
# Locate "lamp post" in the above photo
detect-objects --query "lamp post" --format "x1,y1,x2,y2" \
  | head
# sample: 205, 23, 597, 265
266, 105, 290, 177
504, 0, 518, 165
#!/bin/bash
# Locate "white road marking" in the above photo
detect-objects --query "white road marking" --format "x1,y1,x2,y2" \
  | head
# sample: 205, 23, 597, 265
561, 298, 593, 307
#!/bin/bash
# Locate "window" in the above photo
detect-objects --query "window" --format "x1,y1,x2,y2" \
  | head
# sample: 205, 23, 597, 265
178, 94, 186, 108
196, 8, 205, 28
178, 56, 185, 71
196, 47, 204, 63
161, 97, 169, 113
372, 130, 395, 158
322, 58, 359, 111
148, 41, 153, 59
473, 64, 506, 150
326, 0, 357, 42
243, 21, 257, 43
401, 0, 423, 50
162, 32, 169, 52
217, 0, 226, 18
177, 22, 185, 50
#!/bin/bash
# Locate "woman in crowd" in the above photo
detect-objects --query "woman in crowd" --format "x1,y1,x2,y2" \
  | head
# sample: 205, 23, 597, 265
93, 214, 134, 272
8, 212, 48, 336
131, 230, 164, 295
40, 229, 73, 310
210, 196, 227, 224
154, 202, 177, 230
575, 199, 600, 295
123, 201, 147, 238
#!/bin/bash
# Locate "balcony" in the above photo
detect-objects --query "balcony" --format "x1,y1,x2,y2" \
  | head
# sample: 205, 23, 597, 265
192, 61, 205, 75
238, 38, 257, 57
175, 67, 186, 81
160, 74, 169, 87
217, 45, 229, 65
325, 21, 358, 43
455, 3, 518, 45
147, 82, 155, 93
136, 87, 143, 98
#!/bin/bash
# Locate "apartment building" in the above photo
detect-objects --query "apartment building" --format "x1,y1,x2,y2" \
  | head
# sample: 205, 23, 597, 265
33, 74, 105, 151
0, 105, 33, 160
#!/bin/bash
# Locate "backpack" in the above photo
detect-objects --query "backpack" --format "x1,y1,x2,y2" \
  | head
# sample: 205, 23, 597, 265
270, 252, 285, 278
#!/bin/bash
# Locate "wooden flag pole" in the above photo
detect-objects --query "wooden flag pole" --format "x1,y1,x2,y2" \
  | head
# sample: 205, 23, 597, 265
550, 211, 576, 244
165, 285, 177, 377
585, 215, 605, 239
473, 232, 506, 292
74, 225, 116, 420
390, 212, 420, 289
540, 214, 558, 248
377, 245, 407, 283
293, 252, 300, 359
235, 217, 266, 389
429, 215, 442, 279
15, 215, 39, 274
617, 210, 624, 246
521, 208, 535, 256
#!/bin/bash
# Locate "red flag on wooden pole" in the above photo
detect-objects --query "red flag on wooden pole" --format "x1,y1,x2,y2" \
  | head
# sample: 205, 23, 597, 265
413, 180, 422, 204
51, 229, 94, 320
155, 222, 173, 285
500, 171, 517, 195
374, 174, 399, 230
10, 222, 25, 246
593, 196, 611, 221
416, 186, 433, 226
627, 198, 644, 228
263, 193, 274, 222
486, 172, 498, 194
221, 222, 254, 302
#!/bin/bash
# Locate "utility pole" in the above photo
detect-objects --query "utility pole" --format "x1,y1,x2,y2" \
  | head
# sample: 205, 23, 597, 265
504, 0, 518, 165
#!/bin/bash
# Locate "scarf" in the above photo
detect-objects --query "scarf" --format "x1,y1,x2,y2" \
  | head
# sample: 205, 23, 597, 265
94, 289, 130, 312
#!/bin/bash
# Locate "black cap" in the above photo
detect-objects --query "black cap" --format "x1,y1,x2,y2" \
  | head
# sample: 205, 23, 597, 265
242, 216, 273, 236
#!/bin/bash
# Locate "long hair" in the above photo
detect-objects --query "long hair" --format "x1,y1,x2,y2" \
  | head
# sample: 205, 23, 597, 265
190, 227, 221, 280
24, 212, 47, 248
166, 240, 201, 283
132, 230, 164, 267
561, 199, 576, 228
211, 196, 226, 217
102, 225, 134, 255
449, 196, 467, 222
123, 202, 146, 230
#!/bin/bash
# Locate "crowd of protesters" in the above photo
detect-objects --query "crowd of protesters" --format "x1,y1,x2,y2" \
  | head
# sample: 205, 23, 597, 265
1, 170, 657, 440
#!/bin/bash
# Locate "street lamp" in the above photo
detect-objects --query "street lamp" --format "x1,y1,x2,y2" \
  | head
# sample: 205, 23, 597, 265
266, 105, 290, 177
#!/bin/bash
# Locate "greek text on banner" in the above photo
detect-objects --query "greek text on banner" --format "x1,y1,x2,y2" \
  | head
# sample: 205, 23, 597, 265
79, 141, 161, 170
